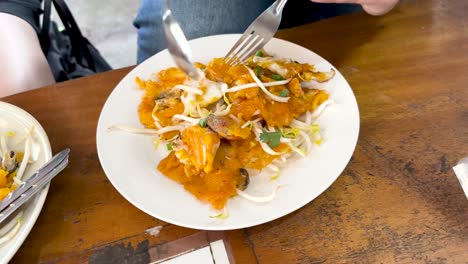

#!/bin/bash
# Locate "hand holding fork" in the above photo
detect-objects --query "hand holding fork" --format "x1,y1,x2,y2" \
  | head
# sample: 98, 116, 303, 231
162, 0, 288, 79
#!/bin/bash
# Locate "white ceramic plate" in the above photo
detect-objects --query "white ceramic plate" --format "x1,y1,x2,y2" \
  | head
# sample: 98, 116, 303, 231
0, 102, 52, 263
96, 34, 359, 230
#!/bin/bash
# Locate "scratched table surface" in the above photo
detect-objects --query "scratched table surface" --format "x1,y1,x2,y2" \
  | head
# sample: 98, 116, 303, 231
3, 0, 468, 263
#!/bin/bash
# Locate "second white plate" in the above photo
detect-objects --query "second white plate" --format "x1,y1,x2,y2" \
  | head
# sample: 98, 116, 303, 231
0, 102, 52, 263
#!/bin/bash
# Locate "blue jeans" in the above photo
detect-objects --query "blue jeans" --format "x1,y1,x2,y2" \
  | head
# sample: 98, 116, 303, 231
133, 0, 361, 63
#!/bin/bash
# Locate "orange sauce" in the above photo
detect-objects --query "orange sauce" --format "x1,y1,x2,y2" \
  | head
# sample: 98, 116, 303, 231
158, 136, 284, 210
138, 57, 329, 209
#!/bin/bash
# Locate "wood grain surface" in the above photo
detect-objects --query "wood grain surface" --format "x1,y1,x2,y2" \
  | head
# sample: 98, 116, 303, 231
3, 0, 467, 263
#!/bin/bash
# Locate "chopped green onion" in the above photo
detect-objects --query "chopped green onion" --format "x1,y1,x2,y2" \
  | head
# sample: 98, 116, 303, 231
209, 207, 229, 220
154, 138, 160, 149
260, 128, 281, 148
209, 213, 229, 220
281, 127, 300, 138
311, 124, 320, 134
271, 74, 284, 81
279, 89, 289, 97
166, 143, 173, 151
270, 173, 280, 181
199, 116, 208, 128
255, 50, 264, 57
254, 66, 263, 77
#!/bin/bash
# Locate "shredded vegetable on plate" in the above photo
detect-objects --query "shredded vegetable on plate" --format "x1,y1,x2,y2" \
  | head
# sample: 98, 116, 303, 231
111, 50, 335, 217
0, 127, 36, 245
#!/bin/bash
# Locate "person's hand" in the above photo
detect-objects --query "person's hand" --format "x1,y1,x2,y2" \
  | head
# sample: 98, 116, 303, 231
310, 0, 400, 15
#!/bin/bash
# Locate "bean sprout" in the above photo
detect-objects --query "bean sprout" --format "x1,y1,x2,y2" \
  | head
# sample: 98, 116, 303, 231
236, 185, 282, 203
172, 114, 200, 125
225, 79, 291, 93
108, 125, 159, 135
244, 66, 290, 103
311, 99, 334, 119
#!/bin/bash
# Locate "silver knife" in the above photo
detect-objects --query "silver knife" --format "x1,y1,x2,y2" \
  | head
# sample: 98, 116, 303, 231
0, 148, 70, 224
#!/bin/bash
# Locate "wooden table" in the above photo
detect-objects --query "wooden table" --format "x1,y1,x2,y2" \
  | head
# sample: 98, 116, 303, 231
4, 0, 468, 263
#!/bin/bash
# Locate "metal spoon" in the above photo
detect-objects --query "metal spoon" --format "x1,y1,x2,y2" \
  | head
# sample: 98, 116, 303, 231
162, 0, 201, 80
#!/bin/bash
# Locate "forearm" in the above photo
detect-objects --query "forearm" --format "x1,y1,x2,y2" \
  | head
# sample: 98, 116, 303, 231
0, 11, 54, 98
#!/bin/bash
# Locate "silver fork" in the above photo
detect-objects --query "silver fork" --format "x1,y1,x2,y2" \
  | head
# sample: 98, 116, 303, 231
162, 0, 201, 80
224, 0, 288, 66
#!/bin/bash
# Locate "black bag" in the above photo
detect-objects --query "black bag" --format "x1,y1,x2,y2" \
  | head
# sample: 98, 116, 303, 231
40, 0, 112, 82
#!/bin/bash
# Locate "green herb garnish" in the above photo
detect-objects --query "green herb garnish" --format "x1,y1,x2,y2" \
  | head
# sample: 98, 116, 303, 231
199, 116, 208, 128
279, 89, 289, 97
255, 50, 264, 57
166, 143, 173, 151
259, 128, 282, 148
254, 66, 263, 77
271, 74, 284, 81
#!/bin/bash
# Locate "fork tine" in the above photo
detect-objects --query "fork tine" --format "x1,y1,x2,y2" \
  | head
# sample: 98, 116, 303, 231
227, 34, 262, 65
225, 33, 258, 65
225, 0, 288, 66
230, 38, 265, 66
234, 37, 265, 65
224, 31, 254, 62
